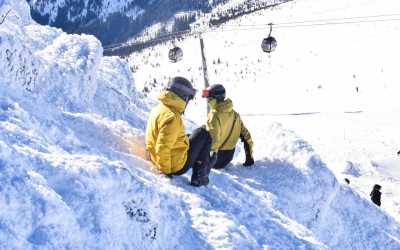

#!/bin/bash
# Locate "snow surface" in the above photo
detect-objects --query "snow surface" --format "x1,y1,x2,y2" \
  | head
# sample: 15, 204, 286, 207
128, 0, 400, 218
1, 0, 400, 249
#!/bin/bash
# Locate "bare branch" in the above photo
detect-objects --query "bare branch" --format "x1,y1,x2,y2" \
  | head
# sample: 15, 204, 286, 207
0, 9, 12, 25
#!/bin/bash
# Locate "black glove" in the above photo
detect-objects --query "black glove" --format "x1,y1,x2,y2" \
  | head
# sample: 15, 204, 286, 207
242, 139, 254, 166
243, 157, 254, 167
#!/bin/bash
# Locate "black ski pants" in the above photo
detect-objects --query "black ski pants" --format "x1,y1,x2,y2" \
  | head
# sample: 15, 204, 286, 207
212, 150, 235, 169
212, 136, 252, 169
171, 127, 212, 176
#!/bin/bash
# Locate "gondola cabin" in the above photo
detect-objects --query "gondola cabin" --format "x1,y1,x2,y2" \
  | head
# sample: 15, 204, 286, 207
168, 47, 183, 62
261, 36, 277, 53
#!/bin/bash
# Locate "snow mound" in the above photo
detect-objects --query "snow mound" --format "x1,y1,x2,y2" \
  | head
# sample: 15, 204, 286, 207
252, 123, 400, 249
1, 0, 146, 124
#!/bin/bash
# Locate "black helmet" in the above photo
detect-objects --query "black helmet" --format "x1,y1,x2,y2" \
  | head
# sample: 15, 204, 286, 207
202, 84, 225, 102
167, 77, 196, 102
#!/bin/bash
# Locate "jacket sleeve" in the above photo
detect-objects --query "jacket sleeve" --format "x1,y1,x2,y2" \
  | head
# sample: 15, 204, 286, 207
239, 115, 254, 156
155, 114, 179, 174
206, 111, 222, 152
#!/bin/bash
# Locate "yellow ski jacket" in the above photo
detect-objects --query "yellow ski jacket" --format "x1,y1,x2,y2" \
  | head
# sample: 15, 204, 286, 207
206, 99, 253, 154
145, 91, 189, 174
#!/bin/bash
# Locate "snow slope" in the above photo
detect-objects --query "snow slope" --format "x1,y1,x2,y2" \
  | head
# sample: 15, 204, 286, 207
129, 0, 400, 219
1, 0, 400, 249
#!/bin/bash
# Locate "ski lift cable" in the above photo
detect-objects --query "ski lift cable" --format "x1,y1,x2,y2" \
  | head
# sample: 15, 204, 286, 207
204, 17, 400, 33
222, 13, 400, 27
105, 35, 185, 52
155, 16, 400, 38
104, 14, 400, 52
104, 29, 192, 50
274, 17, 400, 28
104, 29, 194, 51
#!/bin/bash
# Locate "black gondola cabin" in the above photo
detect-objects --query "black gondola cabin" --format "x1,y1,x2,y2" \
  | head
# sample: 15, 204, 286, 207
168, 47, 183, 62
261, 36, 277, 53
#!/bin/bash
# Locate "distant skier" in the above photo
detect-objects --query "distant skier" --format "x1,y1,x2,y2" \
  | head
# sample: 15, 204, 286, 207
202, 84, 254, 169
397, 150, 400, 156
145, 77, 212, 187
370, 184, 382, 207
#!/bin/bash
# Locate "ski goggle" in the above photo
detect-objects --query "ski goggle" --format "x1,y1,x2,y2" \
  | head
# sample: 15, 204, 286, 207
202, 89, 210, 98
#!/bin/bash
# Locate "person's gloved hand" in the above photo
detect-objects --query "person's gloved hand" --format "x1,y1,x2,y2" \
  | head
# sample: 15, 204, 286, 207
243, 157, 254, 167
242, 139, 254, 166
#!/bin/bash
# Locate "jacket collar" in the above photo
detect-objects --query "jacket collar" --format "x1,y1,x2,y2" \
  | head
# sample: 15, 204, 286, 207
158, 90, 186, 113
213, 98, 233, 113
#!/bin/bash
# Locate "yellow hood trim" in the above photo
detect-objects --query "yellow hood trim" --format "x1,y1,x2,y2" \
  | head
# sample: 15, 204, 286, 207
158, 90, 187, 114
215, 98, 233, 113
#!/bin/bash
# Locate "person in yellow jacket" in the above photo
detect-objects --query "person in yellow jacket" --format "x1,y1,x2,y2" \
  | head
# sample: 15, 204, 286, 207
146, 77, 212, 186
202, 84, 254, 169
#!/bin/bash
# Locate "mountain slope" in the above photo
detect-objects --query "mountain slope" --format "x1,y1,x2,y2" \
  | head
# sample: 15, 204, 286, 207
126, 0, 400, 223
26, 0, 288, 46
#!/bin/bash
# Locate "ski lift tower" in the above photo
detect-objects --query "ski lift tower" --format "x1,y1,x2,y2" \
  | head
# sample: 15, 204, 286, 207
199, 32, 211, 113
199, 33, 209, 89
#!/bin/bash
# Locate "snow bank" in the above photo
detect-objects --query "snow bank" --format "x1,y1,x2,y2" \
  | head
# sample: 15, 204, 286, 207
0, 1, 173, 249
0, 0, 146, 125
0, 94, 207, 249
252, 123, 400, 249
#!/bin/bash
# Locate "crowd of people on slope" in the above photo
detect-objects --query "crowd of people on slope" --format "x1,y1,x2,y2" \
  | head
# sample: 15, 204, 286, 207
145, 76, 254, 187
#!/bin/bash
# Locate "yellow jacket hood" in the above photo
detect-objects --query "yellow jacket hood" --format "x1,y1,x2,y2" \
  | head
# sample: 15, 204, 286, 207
145, 90, 189, 174
158, 91, 187, 114
214, 98, 234, 113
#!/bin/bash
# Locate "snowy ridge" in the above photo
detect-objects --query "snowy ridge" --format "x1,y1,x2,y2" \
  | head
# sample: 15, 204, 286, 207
1, 0, 400, 249
1, 0, 146, 125
27, 0, 143, 23
27, 0, 67, 23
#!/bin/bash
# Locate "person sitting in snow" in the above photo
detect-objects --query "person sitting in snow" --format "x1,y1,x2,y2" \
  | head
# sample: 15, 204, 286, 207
370, 184, 382, 207
201, 84, 254, 169
145, 77, 212, 187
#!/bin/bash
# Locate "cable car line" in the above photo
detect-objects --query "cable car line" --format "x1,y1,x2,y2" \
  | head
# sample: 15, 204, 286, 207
222, 13, 400, 27
206, 17, 400, 33
103, 13, 400, 54
104, 29, 190, 50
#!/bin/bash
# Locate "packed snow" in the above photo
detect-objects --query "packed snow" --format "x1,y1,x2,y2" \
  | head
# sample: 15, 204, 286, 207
1, 0, 400, 249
